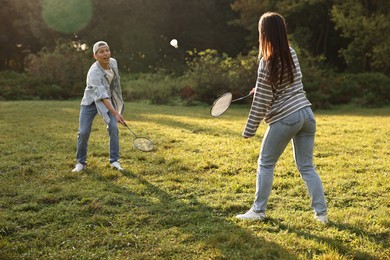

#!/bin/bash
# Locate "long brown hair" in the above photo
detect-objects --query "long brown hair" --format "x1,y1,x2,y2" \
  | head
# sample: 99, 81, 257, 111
258, 12, 295, 87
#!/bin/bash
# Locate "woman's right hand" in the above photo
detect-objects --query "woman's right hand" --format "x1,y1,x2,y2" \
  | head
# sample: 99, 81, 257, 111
249, 88, 255, 95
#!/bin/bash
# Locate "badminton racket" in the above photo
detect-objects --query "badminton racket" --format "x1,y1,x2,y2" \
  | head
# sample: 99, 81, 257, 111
123, 122, 154, 152
210, 92, 252, 117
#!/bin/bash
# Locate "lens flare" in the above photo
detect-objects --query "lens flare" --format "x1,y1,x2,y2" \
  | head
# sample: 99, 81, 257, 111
42, 0, 93, 34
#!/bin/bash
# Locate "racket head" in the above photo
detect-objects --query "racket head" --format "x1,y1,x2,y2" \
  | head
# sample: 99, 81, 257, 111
133, 137, 154, 152
210, 92, 233, 117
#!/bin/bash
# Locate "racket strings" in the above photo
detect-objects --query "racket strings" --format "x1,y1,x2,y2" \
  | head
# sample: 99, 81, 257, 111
133, 137, 154, 152
211, 93, 232, 117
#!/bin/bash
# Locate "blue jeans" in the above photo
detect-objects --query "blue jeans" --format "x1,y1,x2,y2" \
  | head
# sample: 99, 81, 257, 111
76, 103, 120, 165
253, 106, 327, 216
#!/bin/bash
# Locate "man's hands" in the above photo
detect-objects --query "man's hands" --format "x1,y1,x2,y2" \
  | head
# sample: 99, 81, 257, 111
102, 98, 126, 126
115, 113, 126, 126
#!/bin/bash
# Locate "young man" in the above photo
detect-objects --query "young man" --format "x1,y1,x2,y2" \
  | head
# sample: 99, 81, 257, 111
72, 41, 126, 172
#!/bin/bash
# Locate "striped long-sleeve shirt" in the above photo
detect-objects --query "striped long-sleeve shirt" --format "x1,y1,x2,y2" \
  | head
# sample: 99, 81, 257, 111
243, 47, 311, 137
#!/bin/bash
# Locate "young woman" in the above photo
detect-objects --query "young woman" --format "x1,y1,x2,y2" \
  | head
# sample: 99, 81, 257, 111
236, 12, 328, 223
72, 41, 126, 172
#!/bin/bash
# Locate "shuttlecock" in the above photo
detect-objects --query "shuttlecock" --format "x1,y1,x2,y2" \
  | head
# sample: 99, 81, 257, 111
170, 39, 178, 48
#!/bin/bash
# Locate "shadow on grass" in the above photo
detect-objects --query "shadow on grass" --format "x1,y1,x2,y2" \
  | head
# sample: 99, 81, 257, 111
87, 169, 297, 259
265, 218, 380, 259
137, 114, 242, 137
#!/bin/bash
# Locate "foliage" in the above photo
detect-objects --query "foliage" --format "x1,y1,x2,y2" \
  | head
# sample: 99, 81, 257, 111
3, 59, 389, 108
121, 73, 181, 105
230, 0, 267, 46
24, 39, 90, 98
231, 0, 348, 71
0, 71, 28, 100
331, 0, 390, 74
0, 0, 60, 71
87, 0, 246, 73
1, 0, 246, 73
181, 46, 390, 108
1, 0, 390, 77
328, 72, 390, 107
183, 49, 258, 104
290, 44, 332, 109
0, 101, 389, 259
231, 0, 390, 75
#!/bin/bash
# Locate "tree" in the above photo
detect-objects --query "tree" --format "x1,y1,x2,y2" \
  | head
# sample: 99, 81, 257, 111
80, 0, 246, 72
231, 0, 347, 70
331, 0, 390, 74
1, 0, 247, 73
0, 0, 66, 71
230, 0, 273, 48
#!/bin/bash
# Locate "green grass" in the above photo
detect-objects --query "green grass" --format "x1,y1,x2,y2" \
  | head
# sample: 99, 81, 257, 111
0, 101, 389, 259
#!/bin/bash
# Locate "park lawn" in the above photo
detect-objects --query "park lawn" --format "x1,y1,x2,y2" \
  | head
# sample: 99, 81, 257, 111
0, 101, 389, 259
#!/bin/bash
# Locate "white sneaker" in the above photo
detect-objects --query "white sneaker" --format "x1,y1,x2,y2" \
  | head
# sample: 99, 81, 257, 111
314, 215, 329, 224
71, 163, 86, 172
236, 208, 266, 221
111, 161, 124, 171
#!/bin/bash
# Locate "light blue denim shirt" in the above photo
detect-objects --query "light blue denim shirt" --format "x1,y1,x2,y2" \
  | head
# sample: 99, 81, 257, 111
81, 58, 124, 124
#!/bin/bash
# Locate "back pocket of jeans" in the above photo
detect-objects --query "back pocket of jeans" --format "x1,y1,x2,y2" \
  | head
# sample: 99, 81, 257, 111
280, 112, 301, 126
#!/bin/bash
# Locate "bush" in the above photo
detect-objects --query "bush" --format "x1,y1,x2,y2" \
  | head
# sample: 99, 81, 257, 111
0, 39, 92, 100
356, 73, 390, 107
329, 72, 390, 107
24, 39, 90, 98
121, 73, 180, 104
301, 68, 332, 109
183, 47, 390, 108
2, 42, 388, 108
292, 45, 332, 109
183, 49, 258, 104
0, 71, 43, 100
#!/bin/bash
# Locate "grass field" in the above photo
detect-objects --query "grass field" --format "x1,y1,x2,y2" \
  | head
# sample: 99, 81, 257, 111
0, 101, 389, 259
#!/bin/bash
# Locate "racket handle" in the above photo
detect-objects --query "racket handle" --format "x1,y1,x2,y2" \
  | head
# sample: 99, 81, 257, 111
123, 122, 138, 138
232, 93, 252, 102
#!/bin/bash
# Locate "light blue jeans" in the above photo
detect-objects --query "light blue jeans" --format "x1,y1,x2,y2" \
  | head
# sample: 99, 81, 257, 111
253, 106, 327, 217
76, 103, 120, 165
